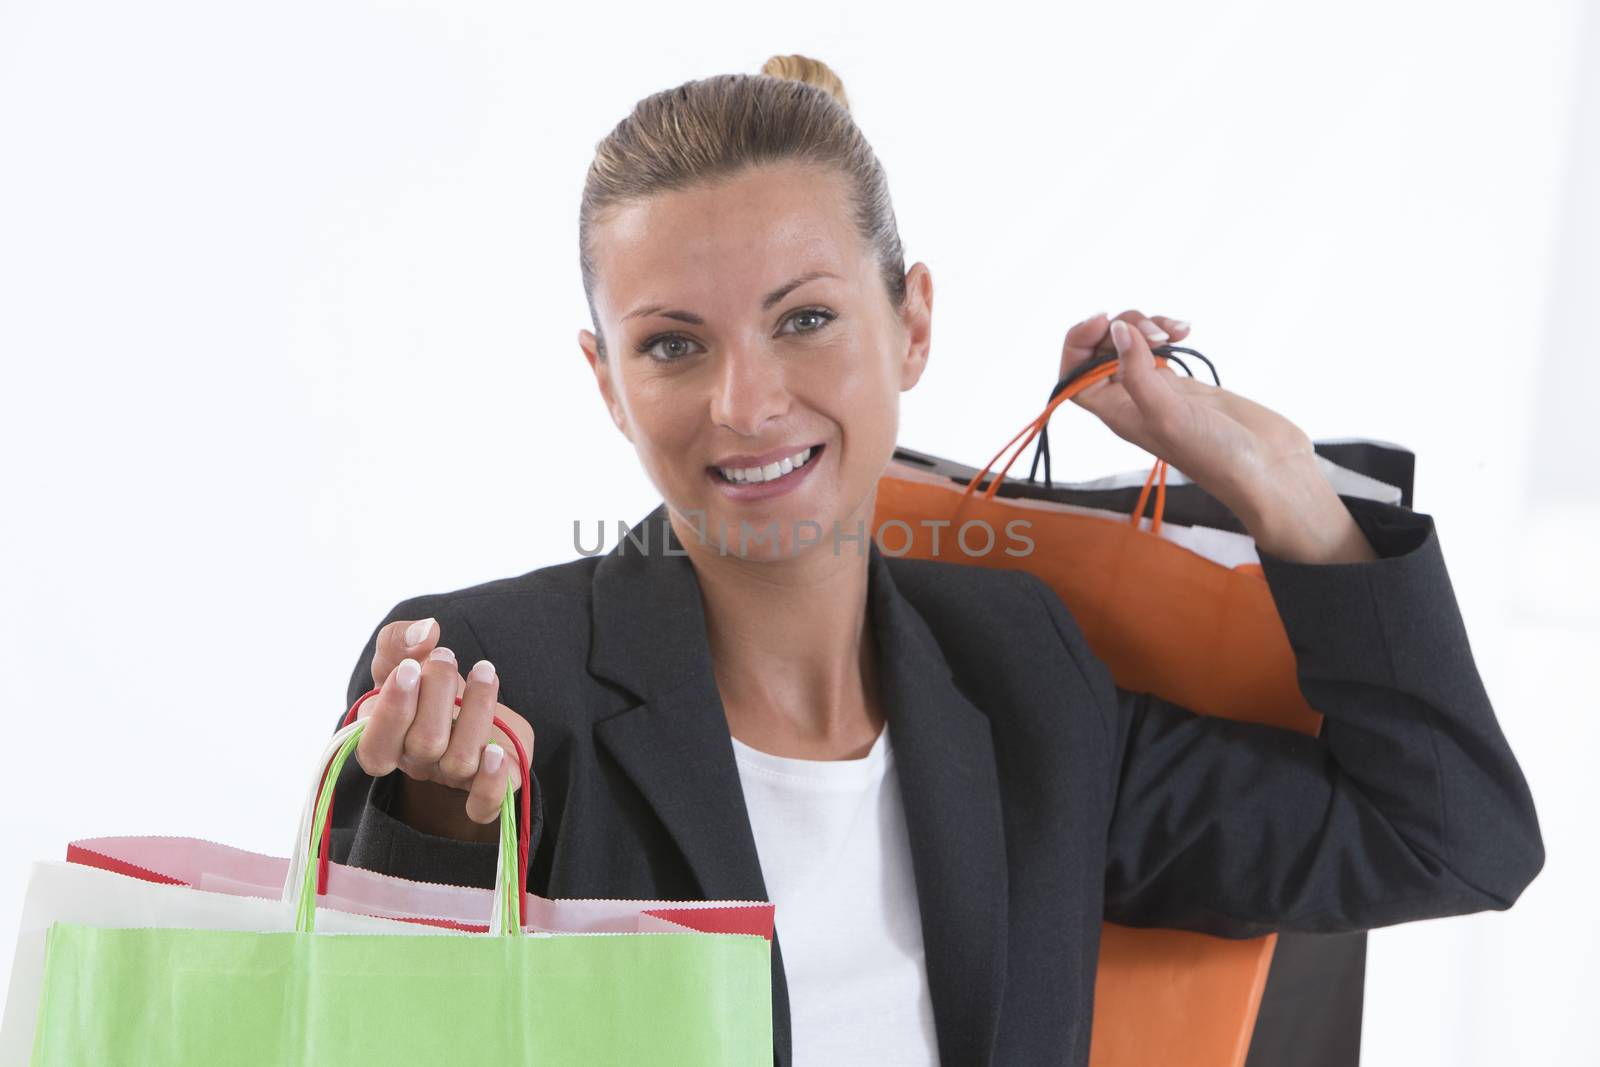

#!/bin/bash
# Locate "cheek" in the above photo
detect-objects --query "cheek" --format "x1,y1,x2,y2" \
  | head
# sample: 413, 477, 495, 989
618, 370, 695, 445
801, 340, 900, 461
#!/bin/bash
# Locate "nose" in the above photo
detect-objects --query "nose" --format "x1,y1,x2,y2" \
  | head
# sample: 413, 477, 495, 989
710, 342, 790, 437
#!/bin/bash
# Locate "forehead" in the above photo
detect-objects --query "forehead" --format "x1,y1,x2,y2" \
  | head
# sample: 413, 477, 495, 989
592, 163, 867, 313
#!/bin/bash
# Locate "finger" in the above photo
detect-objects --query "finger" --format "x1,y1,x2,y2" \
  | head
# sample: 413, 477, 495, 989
1108, 319, 1184, 428
1111, 308, 1170, 348
1059, 310, 1111, 382
372, 617, 441, 689
489, 707, 532, 796
464, 742, 512, 825
1150, 315, 1190, 342
401, 646, 460, 772
440, 660, 499, 786
355, 658, 421, 778
1072, 383, 1146, 445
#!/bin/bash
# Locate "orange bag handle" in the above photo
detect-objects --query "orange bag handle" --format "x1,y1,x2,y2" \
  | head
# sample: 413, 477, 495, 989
959, 344, 1219, 536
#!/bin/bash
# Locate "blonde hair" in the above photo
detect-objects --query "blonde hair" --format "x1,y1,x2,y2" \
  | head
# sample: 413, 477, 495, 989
579, 54, 906, 360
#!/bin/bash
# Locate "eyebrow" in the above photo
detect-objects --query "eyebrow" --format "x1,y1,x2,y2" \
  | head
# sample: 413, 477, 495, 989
621, 271, 842, 325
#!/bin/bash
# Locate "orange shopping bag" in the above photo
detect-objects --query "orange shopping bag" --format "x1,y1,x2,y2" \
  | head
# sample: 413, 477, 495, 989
870, 344, 1409, 1067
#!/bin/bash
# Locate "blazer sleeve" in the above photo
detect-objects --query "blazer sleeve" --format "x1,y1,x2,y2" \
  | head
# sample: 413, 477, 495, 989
325, 595, 546, 891
1026, 493, 1545, 939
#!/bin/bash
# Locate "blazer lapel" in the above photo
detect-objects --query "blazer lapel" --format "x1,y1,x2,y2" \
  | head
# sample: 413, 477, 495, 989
587, 503, 795, 1062
587, 501, 1009, 1066
587, 503, 771, 904
866, 536, 1011, 1065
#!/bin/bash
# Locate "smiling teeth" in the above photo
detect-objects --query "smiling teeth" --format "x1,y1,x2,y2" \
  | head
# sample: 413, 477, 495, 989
719, 447, 813, 484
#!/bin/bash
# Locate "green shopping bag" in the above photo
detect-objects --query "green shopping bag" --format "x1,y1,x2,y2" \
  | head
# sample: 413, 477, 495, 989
29, 719, 773, 1065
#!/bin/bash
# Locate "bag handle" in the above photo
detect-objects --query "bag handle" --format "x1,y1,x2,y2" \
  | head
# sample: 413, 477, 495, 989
309, 688, 534, 930
286, 717, 523, 937
958, 344, 1219, 536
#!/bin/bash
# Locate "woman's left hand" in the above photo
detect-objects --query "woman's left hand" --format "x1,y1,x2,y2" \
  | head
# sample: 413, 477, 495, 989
1058, 308, 1190, 378
1058, 311, 1319, 519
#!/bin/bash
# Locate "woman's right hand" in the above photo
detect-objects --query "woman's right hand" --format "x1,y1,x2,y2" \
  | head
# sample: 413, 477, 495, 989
354, 617, 536, 834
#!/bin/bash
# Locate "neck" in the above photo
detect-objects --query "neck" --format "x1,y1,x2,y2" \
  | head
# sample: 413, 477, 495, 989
669, 502, 884, 760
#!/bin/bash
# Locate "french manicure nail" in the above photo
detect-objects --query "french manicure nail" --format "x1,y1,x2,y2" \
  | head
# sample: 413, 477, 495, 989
1079, 310, 1107, 326
469, 660, 497, 685
395, 658, 422, 691
427, 646, 455, 663
1139, 322, 1170, 343
1110, 319, 1132, 350
1171, 320, 1189, 332
405, 618, 435, 646
481, 743, 504, 775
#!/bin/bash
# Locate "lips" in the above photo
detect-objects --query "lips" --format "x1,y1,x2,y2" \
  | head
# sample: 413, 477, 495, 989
708, 443, 823, 484
705, 443, 825, 499
709, 441, 825, 472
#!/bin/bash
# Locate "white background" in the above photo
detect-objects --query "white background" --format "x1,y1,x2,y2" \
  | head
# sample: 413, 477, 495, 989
2, 1, 1595, 1062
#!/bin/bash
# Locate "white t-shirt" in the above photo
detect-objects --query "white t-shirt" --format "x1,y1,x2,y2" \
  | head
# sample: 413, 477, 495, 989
730, 724, 941, 1066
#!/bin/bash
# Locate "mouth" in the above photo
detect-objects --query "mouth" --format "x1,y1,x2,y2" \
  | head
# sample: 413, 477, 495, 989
707, 443, 825, 487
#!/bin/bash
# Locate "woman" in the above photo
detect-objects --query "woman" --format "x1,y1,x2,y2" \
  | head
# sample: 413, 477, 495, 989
327, 55, 1545, 1066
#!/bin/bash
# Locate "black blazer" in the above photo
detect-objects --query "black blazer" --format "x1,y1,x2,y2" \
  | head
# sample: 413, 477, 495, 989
328, 495, 1545, 1067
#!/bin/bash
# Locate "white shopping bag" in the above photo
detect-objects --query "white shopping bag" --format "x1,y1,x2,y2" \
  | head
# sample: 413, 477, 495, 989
64, 835, 776, 937
1, 717, 774, 1065
0, 859, 440, 1066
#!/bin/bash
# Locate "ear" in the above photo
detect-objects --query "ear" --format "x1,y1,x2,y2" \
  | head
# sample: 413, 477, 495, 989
896, 262, 933, 391
579, 328, 633, 442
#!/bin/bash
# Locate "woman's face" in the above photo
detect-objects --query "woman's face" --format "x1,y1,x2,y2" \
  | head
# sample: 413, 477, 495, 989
579, 161, 932, 562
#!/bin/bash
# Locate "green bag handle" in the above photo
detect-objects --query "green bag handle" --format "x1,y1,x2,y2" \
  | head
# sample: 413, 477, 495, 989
296, 719, 521, 937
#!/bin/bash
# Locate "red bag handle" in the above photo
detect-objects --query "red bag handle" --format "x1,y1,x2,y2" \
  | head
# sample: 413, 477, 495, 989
316, 687, 534, 929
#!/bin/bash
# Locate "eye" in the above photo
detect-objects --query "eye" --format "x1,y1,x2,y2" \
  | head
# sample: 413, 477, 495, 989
781, 307, 837, 336
633, 307, 837, 364
635, 333, 704, 363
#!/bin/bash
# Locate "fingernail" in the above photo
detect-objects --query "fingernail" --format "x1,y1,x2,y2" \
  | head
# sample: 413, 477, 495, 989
1171, 319, 1189, 332
481, 743, 504, 775
1109, 319, 1132, 351
427, 646, 455, 663
405, 618, 435, 646
1079, 310, 1107, 326
1139, 321, 1170, 343
395, 658, 422, 691
469, 660, 497, 685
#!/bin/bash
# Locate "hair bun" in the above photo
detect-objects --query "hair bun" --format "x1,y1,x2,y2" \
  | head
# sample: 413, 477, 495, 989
759, 54, 851, 113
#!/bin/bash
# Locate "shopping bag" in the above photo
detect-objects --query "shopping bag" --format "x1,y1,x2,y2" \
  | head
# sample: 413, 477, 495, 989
870, 345, 1407, 1067
64, 833, 776, 937
0, 860, 446, 1067
20, 718, 774, 1065
3, 706, 515, 1064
